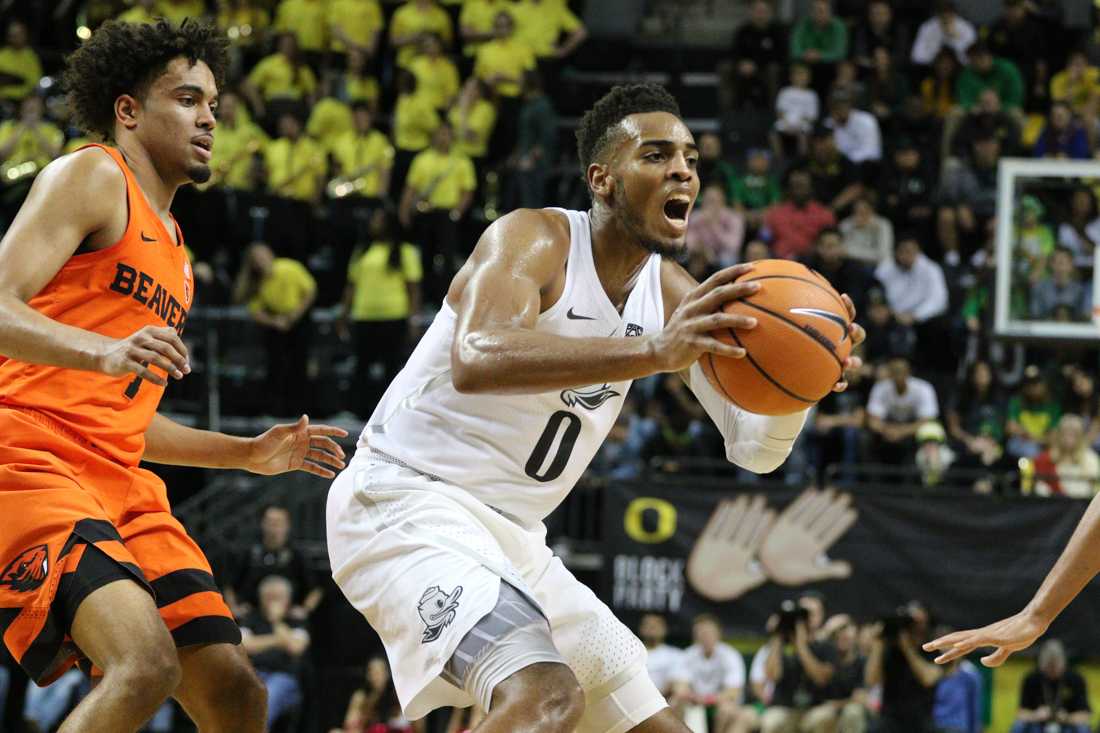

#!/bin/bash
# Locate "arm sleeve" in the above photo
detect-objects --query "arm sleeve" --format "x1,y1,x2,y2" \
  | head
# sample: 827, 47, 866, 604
866, 382, 887, 419
912, 262, 948, 321
820, 21, 848, 63
910, 23, 936, 65
790, 21, 808, 60
684, 362, 809, 473
918, 381, 940, 420
724, 646, 747, 690
1003, 61, 1024, 109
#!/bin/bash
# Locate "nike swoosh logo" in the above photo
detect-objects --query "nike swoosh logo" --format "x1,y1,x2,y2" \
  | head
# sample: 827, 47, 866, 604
140, 232, 156, 242
566, 307, 597, 321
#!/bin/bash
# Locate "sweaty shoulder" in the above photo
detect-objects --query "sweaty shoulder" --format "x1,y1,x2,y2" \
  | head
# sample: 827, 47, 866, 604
448, 207, 571, 306
31, 147, 128, 248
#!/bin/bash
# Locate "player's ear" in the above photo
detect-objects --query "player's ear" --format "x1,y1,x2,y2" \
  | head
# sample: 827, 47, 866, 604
588, 161, 613, 199
115, 94, 140, 131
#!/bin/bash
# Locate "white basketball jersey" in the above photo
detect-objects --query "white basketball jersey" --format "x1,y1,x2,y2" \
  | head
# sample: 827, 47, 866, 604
361, 208, 666, 526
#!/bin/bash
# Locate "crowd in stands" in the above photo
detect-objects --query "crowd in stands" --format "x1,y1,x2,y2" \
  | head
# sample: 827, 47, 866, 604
639, 598, 1092, 733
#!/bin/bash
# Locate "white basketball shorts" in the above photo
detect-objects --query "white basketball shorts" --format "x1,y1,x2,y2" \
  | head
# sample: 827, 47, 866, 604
326, 450, 666, 730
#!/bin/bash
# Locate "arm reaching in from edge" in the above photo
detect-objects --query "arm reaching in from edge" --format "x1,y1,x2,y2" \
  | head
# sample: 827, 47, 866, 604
924, 490, 1100, 667
448, 209, 760, 394
663, 261, 866, 472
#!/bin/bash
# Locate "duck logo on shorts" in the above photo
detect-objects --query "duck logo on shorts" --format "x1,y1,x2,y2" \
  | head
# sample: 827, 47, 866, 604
560, 384, 620, 410
418, 585, 463, 643
0, 544, 49, 593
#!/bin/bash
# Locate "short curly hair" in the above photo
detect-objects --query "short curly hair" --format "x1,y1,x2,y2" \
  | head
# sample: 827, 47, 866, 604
62, 18, 228, 141
575, 83, 681, 178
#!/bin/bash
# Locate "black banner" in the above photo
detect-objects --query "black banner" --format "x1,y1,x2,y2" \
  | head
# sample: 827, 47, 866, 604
604, 482, 1100, 654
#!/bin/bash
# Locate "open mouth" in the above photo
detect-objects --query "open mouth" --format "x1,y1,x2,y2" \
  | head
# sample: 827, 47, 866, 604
663, 197, 690, 228
191, 137, 213, 159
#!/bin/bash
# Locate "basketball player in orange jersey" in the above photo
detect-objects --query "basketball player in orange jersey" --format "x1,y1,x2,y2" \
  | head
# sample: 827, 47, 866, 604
0, 20, 346, 733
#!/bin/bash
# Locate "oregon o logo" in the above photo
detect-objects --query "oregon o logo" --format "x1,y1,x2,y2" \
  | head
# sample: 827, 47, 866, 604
624, 498, 677, 544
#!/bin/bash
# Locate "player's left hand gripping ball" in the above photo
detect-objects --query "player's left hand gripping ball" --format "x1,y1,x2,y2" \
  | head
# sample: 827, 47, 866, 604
248, 414, 349, 478
834, 294, 865, 393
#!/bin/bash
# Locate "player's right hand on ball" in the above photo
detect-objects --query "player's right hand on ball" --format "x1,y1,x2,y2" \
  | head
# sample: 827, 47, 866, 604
650, 264, 759, 373
97, 325, 191, 385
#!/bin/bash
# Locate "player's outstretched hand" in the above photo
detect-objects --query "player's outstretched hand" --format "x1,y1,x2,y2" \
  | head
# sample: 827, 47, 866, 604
834, 294, 866, 393
686, 494, 774, 601
923, 610, 1049, 667
248, 415, 349, 479
652, 264, 760, 373
97, 325, 190, 386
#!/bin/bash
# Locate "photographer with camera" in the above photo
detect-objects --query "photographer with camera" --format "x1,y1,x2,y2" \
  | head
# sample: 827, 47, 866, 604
1010, 639, 1091, 733
760, 600, 837, 733
865, 601, 944, 733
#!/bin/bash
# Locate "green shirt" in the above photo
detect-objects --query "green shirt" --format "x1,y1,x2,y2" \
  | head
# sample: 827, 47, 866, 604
731, 172, 781, 210
1007, 396, 1062, 441
790, 18, 848, 63
957, 58, 1024, 111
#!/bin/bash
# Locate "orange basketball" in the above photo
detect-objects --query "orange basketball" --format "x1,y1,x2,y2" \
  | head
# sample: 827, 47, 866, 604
700, 259, 852, 416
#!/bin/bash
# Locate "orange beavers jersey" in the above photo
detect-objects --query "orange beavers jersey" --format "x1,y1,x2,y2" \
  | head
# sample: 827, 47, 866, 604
0, 144, 194, 467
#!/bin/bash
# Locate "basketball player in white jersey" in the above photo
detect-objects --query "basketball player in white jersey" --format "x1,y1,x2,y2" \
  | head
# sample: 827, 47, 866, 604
327, 84, 865, 733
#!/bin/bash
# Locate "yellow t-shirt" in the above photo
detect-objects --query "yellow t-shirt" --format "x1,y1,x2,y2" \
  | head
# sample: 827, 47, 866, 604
247, 53, 317, 101
406, 148, 477, 210
274, 0, 327, 51
306, 97, 354, 146
327, 0, 383, 52
474, 38, 536, 97
347, 242, 422, 320
117, 6, 159, 24
0, 121, 63, 172
449, 99, 497, 159
0, 47, 42, 102
393, 92, 441, 152
510, 0, 581, 57
156, 0, 206, 24
389, 1, 454, 68
459, 0, 510, 57
217, 5, 270, 46
264, 136, 326, 201
210, 118, 268, 189
330, 130, 394, 197
1051, 67, 1100, 112
408, 55, 460, 109
344, 74, 380, 107
251, 258, 316, 315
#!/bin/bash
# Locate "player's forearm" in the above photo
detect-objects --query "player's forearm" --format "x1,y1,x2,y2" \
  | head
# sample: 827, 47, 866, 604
0, 292, 111, 371
1025, 490, 1100, 626
143, 412, 254, 470
451, 328, 661, 394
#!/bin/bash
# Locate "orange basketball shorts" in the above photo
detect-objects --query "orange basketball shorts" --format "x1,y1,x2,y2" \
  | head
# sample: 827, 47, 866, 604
0, 406, 239, 684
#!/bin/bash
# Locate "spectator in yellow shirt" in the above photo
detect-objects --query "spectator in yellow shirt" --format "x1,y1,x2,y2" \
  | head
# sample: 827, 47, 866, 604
448, 77, 497, 164
509, 0, 587, 60
0, 21, 42, 103
234, 243, 317, 415
392, 70, 442, 195
330, 104, 394, 201
264, 112, 326, 203
329, 48, 381, 114
1051, 50, 1100, 120
399, 122, 475, 303
408, 34, 460, 110
217, 0, 271, 69
389, 0, 454, 69
118, 0, 160, 25
459, 0, 510, 60
306, 95, 354, 148
475, 11, 535, 163
327, 0, 383, 58
207, 91, 268, 190
0, 96, 63, 215
273, 0, 327, 55
242, 33, 317, 126
338, 207, 422, 416
157, 0, 208, 24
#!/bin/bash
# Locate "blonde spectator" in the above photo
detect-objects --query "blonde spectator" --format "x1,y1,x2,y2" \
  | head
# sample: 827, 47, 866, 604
0, 96, 62, 175
273, 0, 327, 54
329, 104, 394, 200
839, 196, 894, 265
686, 184, 745, 268
509, 0, 587, 60
327, 0, 383, 57
408, 34, 460, 110
242, 33, 317, 122
201, 91, 268, 190
157, 0, 208, 25
390, 0, 454, 69
118, 0, 159, 25
0, 21, 41, 103
449, 78, 497, 163
1035, 415, 1100, 498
